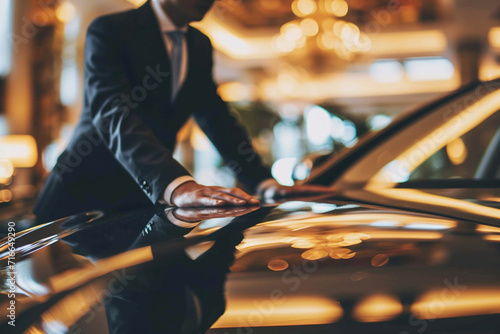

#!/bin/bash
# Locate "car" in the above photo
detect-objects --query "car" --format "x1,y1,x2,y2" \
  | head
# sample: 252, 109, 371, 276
304, 78, 500, 226
1, 79, 500, 333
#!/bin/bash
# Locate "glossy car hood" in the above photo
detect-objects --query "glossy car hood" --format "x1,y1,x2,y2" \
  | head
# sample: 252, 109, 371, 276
342, 186, 500, 226
2, 197, 500, 333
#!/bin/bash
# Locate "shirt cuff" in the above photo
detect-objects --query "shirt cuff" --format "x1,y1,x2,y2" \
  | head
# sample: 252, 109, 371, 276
162, 175, 196, 206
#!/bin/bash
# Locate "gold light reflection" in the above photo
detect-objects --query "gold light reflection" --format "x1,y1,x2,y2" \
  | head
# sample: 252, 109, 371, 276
411, 288, 500, 319
489, 27, 500, 49
479, 196, 500, 203
0, 189, 12, 203
235, 213, 451, 260
301, 248, 329, 260
368, 90, 500, 187
484, 235, 500, 242
367, 230, 441, 240
0, 135, 38, 167
212, 296, 343, 328
365, 189, 500, 222
292, 238, 319, 249
329, 247, 351, 259
353, 294, 403, 322
48, 247, 153, 294
126, 0, 147, 6
371, 254, 389, 267
476, 225, 500, 233
24, 282, 105, 334
0, 159, 14, 184
268, 259, 289, 271
446, 137, 467, 165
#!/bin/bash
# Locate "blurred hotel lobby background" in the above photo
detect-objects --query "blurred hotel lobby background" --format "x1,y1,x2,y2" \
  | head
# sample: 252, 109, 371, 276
0, 0, 500, 209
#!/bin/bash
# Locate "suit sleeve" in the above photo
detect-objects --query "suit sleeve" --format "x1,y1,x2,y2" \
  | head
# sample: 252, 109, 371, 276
193, 35, 273, 193
84, 17, 190, 204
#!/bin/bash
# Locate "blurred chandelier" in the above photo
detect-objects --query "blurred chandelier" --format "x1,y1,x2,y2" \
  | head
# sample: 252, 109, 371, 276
275, 0, 371, 60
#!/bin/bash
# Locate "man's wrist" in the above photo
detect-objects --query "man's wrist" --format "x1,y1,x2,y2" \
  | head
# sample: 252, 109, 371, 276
163, 176, 196, 205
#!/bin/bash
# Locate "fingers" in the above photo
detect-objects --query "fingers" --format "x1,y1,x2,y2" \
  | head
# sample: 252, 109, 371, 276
173, 206, 259, 221
209, 190, 247, 206
177, 196, 225, 208
215, 187, 260, 205
173, 184, 260, 208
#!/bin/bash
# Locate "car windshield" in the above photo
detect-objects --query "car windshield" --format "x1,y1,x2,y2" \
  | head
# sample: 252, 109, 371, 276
335, 80, 500, 189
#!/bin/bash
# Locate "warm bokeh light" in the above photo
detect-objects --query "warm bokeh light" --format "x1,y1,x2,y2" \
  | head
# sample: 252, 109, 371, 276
292, 0, 317, 17
190, 125, 214, 152
446, 137, 467, 165
330, 0, 348, 17
489, 27, 500, 49
300, 18, 319, 36
301, 248, 329, 260
353, 294, 403, 322
218, 82, 254, 102
0, 189, 12, 203
56, 1, 76, 23
371, 254, 389, 267
412, 288, 500, 319
0, 135, 38, 168
368, 30, 447, 55
212, 296, 343, 328
0, 158, 14, 184
268, 259, 289, 271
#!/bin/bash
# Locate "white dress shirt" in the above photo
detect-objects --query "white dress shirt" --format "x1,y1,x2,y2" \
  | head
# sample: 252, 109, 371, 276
151, 0, 188, 93
151, 0, 195, 205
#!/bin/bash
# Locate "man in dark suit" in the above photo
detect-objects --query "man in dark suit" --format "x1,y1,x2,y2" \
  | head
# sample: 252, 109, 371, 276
34, 0, 329, 222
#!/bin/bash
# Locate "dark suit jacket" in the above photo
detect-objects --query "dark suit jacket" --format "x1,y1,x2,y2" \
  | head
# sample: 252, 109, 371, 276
33, 1, 271, 222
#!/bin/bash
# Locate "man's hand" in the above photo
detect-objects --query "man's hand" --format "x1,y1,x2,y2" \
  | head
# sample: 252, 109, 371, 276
170, 181, 260, 208
257, 179, 335, 200
172, 206, 260, 222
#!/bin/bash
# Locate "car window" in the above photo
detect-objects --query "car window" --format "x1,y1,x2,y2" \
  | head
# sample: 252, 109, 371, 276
409, 110, 500, 181
336, 81, 500, 188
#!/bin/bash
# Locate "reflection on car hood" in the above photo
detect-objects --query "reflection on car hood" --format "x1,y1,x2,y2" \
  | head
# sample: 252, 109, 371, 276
1, 197, 500, 333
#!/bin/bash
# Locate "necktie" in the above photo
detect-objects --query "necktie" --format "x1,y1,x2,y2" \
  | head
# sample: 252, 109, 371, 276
167, 31, 184, 100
